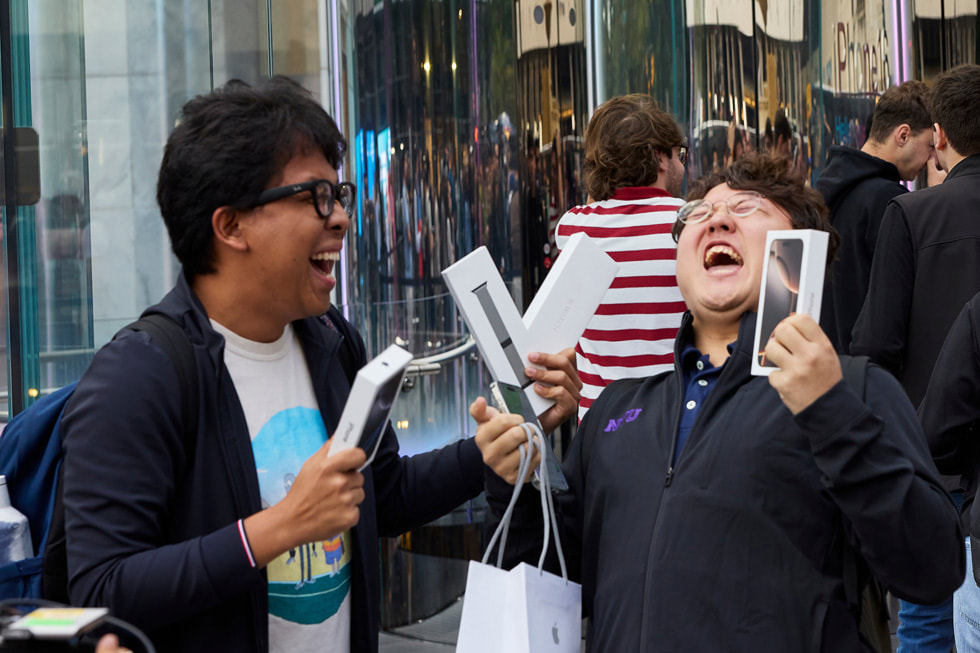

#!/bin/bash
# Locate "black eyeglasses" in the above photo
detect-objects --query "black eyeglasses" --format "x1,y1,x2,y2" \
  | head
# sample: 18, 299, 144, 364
253, 179, 357, 219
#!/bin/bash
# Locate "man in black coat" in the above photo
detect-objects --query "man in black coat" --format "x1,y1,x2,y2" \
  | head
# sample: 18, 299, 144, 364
921, 290, 980, 650
852, 63, 980, 653
816, 80, 934, 354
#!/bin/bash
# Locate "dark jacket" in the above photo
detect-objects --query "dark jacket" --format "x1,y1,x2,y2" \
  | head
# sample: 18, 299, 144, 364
851, 154, 980, 406
920, 291, 980, 581
491, 312, 963, 652
61, 274, 485, 652
815, 146, 907, 353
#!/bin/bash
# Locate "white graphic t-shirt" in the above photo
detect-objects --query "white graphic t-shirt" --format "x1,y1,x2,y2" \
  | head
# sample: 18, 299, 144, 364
214, 320, 352, 653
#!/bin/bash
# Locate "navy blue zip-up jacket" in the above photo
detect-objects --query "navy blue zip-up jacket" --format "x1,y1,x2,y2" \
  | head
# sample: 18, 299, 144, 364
490, 311, 963, 652
61, 274, 485, 652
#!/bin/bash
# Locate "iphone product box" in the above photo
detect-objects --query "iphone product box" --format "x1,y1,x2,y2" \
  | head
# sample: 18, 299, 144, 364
522, 231, 619, 354
751, 229, 829, 376
443, 237, 617, 418
329, 343, 413, 468
442, 246, 553, 417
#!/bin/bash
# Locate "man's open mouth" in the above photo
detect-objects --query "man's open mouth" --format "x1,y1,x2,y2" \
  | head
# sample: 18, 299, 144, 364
704, 245, 743, 269
311, 251, 340, 274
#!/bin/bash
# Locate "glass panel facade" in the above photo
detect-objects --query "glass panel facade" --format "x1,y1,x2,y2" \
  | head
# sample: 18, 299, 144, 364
0, 0, 326, 416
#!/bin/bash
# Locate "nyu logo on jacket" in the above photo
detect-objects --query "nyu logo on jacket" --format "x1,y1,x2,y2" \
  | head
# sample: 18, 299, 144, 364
604, 408, 643, 433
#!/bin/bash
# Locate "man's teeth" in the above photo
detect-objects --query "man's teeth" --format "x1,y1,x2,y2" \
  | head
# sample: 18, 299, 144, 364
704, 245, 743, 267
311, 252, 340, 262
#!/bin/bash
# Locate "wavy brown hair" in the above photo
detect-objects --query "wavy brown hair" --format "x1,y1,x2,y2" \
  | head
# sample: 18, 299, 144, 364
672, 152, 840, 262
584, 94, 684, 201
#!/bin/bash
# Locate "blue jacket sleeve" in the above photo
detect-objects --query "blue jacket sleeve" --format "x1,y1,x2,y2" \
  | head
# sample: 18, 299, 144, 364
850, 201, 915, 376
795, 366, 965, 604
60, 332, 263, 629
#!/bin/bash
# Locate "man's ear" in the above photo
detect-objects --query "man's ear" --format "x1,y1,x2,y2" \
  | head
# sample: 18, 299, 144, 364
894, 124, 911, 146
934, 123, 949, 151
211, 205, 249, 253
656, 149, 669, 174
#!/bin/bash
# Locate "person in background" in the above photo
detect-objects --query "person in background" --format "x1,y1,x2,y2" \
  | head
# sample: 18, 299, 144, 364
851, 64, 980, 653
553, 94, 687, 420
920, 290, 980, 651
816, 80, 934, 354
96, 634, 131, 653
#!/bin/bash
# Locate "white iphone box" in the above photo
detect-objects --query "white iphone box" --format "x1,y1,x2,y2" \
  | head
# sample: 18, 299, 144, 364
329, 343, 413, 468
751, 229, 829, 376
522, 231, 619, 354
442, 246, 553, 417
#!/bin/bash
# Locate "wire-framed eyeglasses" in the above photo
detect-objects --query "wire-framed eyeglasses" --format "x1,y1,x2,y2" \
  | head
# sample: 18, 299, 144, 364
253, 179, 357, 219
677, 190, 763, 225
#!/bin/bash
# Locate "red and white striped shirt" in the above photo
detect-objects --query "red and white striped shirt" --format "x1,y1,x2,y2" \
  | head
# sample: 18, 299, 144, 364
555, 186, 686, 420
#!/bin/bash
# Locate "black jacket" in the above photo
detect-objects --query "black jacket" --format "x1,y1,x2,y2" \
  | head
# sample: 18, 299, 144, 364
61, 274, 485, 652
851, 154, 980, 406
815, 146, 906, 353
920, 291, 980, 580
491, 312, 963, 652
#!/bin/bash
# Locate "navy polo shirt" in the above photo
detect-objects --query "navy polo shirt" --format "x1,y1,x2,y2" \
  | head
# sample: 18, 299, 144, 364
675, 343, 732, 464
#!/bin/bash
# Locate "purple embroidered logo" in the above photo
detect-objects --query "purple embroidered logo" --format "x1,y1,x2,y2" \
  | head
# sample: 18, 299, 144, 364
604, 408, 643, 432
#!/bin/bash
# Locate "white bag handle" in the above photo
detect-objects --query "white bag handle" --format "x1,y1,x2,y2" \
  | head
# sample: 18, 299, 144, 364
481, 423, 569, 582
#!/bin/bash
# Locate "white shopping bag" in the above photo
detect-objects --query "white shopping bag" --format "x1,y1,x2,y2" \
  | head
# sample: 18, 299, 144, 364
457, 424, 582, 653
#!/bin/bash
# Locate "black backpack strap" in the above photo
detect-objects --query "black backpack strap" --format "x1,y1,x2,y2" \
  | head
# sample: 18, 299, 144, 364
838, 354, 873, 621
839, 355, 867, 613
43, 313, 200, 602
126, 313, 200, 440
839, 355, 869, 398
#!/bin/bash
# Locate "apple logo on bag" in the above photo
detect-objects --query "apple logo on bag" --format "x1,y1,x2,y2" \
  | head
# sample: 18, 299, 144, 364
552, 621, 559, 645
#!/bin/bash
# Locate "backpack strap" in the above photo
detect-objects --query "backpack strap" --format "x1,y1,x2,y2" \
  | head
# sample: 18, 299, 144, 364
42, 313, 200, 602
126, 313, 200, 440
838, 355, 876, 625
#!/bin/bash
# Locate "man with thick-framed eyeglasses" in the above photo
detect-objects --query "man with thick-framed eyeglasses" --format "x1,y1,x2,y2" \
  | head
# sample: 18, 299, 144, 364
252, 178, 357, 220
474, 152, 963, 651
57, 76, 581, 653
554, 93, 688, 420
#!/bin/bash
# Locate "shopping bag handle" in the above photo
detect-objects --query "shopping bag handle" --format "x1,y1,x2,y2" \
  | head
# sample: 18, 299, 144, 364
481, 423, 568, 582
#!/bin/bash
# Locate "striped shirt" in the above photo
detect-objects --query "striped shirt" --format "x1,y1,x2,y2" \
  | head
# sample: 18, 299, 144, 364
555, 186, 686, 420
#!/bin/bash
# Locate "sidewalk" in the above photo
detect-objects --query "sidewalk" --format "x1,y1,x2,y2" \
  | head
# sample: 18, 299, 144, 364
379, 600, 460, 652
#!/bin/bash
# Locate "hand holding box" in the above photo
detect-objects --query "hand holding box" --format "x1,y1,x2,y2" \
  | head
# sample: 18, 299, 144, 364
751, 229, 829, 376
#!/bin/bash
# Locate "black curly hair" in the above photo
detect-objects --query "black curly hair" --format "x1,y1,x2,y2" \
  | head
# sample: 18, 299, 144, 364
156, 76, 347, 279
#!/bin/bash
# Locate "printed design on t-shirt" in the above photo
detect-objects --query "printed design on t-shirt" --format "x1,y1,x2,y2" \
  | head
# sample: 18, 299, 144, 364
252, 407, 352, 626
